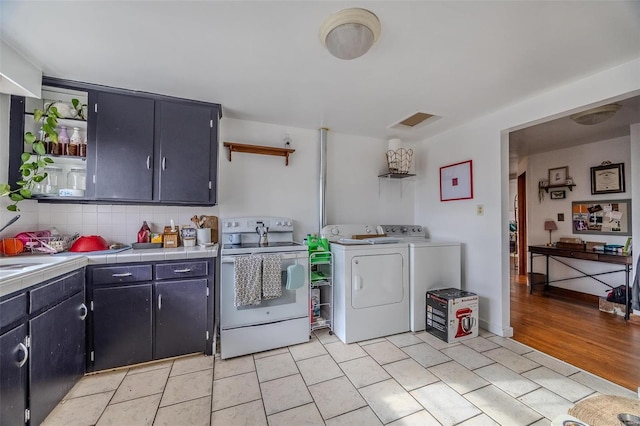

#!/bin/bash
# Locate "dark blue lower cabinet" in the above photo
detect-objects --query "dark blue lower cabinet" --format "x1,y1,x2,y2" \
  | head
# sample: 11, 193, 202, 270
92, 284, 153, 371
155, 279, 208, 359
0, 324, 28, 426
29, 291, 86, 426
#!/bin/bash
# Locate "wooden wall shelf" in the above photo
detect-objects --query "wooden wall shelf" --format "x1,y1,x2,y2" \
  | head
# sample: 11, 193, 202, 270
223, 142, 295, 166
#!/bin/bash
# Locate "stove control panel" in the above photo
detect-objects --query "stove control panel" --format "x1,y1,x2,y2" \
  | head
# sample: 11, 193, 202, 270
380, 225, 426, 238
221, 217, 294, 234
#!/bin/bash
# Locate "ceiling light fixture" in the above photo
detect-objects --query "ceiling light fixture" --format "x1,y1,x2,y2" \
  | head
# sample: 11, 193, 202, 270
319, 8, 381, 60
569, 104, 622, 125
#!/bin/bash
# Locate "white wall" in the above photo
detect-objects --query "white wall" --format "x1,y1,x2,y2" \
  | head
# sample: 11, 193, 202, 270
219, 118, 415, 240
415, 57, 640, 337
1, 109, 415, 243
527, 136, 631, 296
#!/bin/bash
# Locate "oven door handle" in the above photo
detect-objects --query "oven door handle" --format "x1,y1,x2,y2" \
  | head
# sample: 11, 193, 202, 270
221, 253, 305, 263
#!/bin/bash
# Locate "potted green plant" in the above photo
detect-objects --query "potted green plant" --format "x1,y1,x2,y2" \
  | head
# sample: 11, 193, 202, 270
0, 101, 69, 211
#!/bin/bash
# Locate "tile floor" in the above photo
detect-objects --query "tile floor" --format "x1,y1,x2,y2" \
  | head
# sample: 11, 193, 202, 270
42, 328, 637, 426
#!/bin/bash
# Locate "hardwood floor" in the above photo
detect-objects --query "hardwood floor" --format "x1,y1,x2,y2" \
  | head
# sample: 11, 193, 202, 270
510, 270, 640, 392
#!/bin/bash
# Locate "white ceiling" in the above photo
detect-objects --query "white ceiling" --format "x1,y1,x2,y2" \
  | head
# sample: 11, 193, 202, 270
2, 1, 640, 148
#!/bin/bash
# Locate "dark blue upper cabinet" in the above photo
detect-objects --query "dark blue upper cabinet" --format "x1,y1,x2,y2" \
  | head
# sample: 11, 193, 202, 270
10, 77, 221, 206
94, 91, 155, 201
155, 100, 218, 204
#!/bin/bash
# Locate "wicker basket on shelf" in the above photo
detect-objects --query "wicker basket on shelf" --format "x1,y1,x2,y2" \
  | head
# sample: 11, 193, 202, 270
386, 148, 413, 174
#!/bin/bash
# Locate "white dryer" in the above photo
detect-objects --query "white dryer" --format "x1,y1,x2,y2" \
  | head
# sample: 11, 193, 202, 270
382, 226, 461, 332
322, 225, 409, 343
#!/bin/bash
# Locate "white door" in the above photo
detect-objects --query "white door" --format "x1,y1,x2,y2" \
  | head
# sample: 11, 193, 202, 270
351, 253, 404, 309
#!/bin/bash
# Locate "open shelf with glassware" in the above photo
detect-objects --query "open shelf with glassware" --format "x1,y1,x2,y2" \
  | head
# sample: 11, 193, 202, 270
309, 252, 333, 334
21, 87, 89, 200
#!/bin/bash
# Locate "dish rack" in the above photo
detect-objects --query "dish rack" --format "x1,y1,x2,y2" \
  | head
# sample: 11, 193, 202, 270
23, 233, 79, 254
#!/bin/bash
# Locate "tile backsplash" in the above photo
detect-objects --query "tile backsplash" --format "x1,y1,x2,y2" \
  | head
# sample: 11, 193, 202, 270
0, 200, 219, 245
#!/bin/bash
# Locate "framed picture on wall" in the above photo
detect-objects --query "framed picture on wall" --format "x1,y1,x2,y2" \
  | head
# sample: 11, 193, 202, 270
440, 160, 473, 201
548, 166, 568, 186
572, 199, 631, 236
550, 190, 565, 200
591, 162, 625, 194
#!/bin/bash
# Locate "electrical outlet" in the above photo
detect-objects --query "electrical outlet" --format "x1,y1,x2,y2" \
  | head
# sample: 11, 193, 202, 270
477, 204, 484, 216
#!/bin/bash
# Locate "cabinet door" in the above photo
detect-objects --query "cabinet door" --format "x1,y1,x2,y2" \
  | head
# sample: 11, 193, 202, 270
155, 279, 207, 359
29, 291, 86, 426
94, 91, 155, 201
0, 324, 28, 426
155, 101, 217, 204
92, 284, 153, 371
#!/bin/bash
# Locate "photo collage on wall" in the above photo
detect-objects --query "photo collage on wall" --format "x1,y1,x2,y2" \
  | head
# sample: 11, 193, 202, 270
572, 201, 629, 235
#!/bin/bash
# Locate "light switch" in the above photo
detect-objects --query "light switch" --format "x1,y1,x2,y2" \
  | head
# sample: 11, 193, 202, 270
477, 204, 484, 216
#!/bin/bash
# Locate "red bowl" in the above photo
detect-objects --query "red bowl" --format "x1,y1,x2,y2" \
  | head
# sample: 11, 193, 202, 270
69, 235, 109, 252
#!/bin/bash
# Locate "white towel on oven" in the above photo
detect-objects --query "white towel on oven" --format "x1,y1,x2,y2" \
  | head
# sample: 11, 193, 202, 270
261, 254, 282, 300
234, 255, 262, 306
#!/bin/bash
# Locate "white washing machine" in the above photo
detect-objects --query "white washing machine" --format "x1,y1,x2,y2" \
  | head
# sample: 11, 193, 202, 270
382, 225, 461, 332
321, 225, 410, 343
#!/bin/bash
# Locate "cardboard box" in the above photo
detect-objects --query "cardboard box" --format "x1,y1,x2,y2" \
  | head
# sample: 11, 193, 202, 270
163, 226, 180, 248
426, 288, 479, 343
598, 297, 627, 317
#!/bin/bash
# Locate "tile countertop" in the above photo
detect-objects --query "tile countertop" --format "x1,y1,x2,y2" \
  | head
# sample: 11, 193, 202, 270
0, 244, 219, 299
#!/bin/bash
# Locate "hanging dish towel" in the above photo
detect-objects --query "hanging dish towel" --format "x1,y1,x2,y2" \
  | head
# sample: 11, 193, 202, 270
234, 255, 262, 307
286, 264, 305, 290
261, 254, 282, 299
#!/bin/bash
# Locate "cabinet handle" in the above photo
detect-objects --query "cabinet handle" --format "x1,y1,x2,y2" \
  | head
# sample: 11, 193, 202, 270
146, 156, 150, 170
79, 303, 88, 321
16, 343, 28, 368
173, 268, 192, 273
112, 272, 133, 277
162, 157, 167, 170
158, 294, 162, 310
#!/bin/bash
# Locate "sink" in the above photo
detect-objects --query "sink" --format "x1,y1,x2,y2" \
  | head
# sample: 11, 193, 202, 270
0, 263, 39, 270
0, 255, 77, 279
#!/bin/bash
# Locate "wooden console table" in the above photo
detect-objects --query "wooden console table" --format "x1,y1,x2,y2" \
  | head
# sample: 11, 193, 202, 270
528, 244, 632, 320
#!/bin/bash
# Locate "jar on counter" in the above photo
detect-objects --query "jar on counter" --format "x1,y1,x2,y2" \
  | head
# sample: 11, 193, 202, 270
67, 168, 86, 191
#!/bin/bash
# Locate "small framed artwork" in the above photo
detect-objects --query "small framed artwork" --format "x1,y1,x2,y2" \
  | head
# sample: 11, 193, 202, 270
440, 160, 473, 202
550, 190, 565, 200
548, 166, 568, 186
591, 162, 625, 194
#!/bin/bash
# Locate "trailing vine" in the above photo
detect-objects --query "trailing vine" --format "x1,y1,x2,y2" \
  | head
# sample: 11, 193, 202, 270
1, 102, 67, 211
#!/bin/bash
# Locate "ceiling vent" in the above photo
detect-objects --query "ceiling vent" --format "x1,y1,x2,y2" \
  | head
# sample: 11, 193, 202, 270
389, 111, 439, 130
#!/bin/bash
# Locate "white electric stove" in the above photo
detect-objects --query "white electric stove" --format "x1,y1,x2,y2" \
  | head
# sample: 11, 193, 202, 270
219, 217, 309, 358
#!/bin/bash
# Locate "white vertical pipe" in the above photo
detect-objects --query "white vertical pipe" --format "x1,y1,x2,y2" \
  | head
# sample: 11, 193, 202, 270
319, 128, 328, 234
